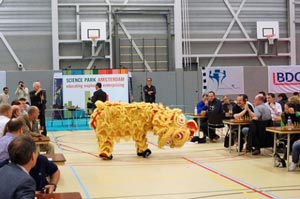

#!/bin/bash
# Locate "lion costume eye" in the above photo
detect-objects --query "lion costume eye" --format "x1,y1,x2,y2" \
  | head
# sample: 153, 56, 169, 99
176, 114, 186, 126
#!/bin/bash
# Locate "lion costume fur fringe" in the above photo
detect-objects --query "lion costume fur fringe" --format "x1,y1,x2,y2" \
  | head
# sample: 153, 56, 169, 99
90, 101, 198, 160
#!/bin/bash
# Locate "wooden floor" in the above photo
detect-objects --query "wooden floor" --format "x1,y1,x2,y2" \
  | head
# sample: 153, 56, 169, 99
49, 130, 300, 199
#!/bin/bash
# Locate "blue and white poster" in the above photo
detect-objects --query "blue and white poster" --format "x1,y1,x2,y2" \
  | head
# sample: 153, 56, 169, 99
203, 66, 244, 95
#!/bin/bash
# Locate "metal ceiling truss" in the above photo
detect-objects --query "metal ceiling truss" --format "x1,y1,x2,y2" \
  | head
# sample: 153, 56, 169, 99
113, 9, 172, 72
183, 0, 296, 68
52, 0, 174, 70
0, 32, 24, 70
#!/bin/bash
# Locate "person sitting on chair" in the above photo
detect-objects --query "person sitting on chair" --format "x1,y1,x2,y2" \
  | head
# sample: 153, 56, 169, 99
280, 102, 300, 171
245, 94, 272, 155
30, 155, 60, 193
232, 94, 254, 151
191, 94, 208, 143
20, 106, 54, 154
200, 91, 223, 142
0, 135, 38, 199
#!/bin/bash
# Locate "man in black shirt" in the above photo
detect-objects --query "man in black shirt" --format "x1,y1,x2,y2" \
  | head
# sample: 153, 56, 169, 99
143, 77, 156, 103
200, 91, 223, 142
232, 94, 254, 151
30, 155, 60, 194
30, 81, 47, 136
90, 82, 107, 109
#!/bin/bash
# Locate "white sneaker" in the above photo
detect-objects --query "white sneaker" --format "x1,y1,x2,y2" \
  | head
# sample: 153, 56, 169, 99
289, 162, 297, 171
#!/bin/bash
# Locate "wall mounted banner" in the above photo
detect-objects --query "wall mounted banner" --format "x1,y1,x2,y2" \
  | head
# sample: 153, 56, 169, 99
62, 69, 129, 110
202, 66, 244, 95
268, 65, 300, 93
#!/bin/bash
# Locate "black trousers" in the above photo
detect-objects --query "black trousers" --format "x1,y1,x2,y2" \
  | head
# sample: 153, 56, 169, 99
39, 109, 47, 136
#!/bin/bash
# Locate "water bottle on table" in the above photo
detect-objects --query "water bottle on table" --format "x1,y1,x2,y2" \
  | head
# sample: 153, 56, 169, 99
287, 116, 292, 130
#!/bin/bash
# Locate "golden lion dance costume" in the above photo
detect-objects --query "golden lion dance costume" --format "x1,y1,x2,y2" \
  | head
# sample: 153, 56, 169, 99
90, 101, 198, 160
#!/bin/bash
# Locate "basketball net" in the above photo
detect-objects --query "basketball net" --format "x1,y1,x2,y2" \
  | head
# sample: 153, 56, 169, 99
91, 36, 98, 47
266, 34, 275, 45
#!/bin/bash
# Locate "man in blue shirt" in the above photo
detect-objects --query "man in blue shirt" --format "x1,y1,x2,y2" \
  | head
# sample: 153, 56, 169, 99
196, 93, 208, 115
0, 118, 23, 163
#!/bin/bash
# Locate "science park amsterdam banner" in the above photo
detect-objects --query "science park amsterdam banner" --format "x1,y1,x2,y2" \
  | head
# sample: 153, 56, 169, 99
268, 65, 300, 93
62, 69, 129, 109
203, 66, 244, 95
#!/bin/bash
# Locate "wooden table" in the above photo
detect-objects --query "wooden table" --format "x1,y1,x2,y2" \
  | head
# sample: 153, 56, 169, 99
42, 153, 66, 165
34, 136, 50, 145
266, 127, 300, 171
35, 192, 82, 199
223, 119, 251, 154
185, 113, 207, 137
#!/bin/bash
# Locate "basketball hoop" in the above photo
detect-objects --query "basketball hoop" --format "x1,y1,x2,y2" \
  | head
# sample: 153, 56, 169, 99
266, 34, 275, 45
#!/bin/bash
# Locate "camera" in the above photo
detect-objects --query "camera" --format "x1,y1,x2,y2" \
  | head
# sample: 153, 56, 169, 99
20, 84, 24, 88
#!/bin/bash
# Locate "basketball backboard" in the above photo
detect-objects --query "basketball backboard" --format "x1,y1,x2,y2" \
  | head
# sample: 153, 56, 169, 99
81, 22, 107, 41
256, 21, 279, 39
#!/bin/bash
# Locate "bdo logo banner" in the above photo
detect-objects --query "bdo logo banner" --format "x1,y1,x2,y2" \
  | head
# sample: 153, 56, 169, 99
268, 65, 300, 93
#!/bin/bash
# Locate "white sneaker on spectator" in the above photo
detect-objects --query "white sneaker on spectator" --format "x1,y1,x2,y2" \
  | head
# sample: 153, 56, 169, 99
289, 162, 297, 171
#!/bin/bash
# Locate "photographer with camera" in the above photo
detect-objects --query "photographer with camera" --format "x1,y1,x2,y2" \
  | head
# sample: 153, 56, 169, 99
15, 81, 29, 102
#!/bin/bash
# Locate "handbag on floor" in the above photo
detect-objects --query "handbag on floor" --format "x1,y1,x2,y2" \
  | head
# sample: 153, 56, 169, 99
224, 131, 234, 148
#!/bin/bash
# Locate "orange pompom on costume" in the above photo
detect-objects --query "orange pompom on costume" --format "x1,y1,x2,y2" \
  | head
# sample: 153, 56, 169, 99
90, 101, 198, 160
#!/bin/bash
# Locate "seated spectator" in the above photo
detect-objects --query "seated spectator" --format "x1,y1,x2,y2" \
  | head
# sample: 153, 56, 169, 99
200, 91, 223, 142
191, 94, 208, 143
222, 95, 235, 118
19, 97, 29, 114
277, 93, 288, 110
30, 155, 60, 193
258, 91, 267, 103
0, 118, 24, 162
20, 106, 54, 154
288, 96, 300, 112
280, 102, 300, 168
280, 102, 300, 127
293, 92, 299, 97
245, 94, 272, 155
232, 94, 254, 151
196, 93, 208, 115
11, 99, 21, 106
290, 139, 300, 171
11, 105, 21, 119
0, 104, 12, 137
0, 135, 37, 199
265, 93, 282, 122
0, 118, 60, 193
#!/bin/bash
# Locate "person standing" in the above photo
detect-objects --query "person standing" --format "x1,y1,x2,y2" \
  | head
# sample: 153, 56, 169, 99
0, 135, 37, 199
143, 77, 156, 103
15, 81, 29, 102
90, 82, 107, 109
30, 81, 47, 136
0, 87, 9, 105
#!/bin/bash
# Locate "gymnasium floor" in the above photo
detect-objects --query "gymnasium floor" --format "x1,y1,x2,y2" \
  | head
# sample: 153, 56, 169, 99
50, 130, 300, 199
